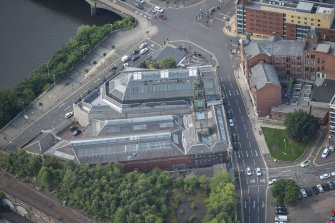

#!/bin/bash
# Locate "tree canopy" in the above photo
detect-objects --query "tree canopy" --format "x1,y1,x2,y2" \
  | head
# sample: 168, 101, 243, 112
284, 109, 319, 143
158, 56, 177, 69
271, 179, 300, 206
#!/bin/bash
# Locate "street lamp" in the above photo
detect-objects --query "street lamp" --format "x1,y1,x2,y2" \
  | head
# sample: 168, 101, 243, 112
283, 138, 287, 151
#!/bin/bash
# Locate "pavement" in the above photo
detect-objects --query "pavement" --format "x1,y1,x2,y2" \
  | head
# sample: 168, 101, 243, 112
0, 5, 157, 150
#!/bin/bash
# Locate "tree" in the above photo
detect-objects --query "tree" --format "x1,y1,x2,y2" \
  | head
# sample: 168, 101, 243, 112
158, 56, 177, 69
38, 167, 51, 190
271, 179, 299, 206
284, 109, 319, 142
0, 87, 20, 128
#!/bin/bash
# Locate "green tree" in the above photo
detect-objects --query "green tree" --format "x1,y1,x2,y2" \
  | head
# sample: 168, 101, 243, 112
271, 179, 299, 206
284, 109, 319, 142
158, 56, 177, 69
38, 166, 51, 190
0, 190, 5, 199
0, 87, 20, 128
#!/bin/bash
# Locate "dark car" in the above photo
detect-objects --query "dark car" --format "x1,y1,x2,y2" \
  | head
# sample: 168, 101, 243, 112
305, 188, 313, 196
227, 110, 233, 119
69, 125, 77, 131
311, 186, 319, 195
132, 55, 140, 62
276, 209, 288, 215
328, 181, 335, 189
135, 3, 143, 9
275, 205, 286, 210
159, 14, 167, 20
322, 183, 330, 191
133, 49, 139, 55
72, 129, 81, 136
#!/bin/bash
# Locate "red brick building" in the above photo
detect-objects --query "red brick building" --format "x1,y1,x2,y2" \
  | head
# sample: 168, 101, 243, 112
248, 62, 282, 116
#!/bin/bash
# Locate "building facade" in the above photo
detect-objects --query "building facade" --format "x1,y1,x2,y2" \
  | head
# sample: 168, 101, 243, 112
330, 94, 335, 145
237, 0, 335, 41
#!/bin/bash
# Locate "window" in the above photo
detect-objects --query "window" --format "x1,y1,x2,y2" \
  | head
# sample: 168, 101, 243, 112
311, 18, 314, 21
305, 67, 309, 71
311, 23, 314, 26
317, 24, 320, 27
318, 19, 320, 22
298, 16, 301, 19
304, 18, 307, 20
291, 20, 294, 23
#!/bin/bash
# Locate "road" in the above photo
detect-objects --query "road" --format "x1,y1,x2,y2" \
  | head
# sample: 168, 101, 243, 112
1, 0, 265, 222
0, 170, 94, 223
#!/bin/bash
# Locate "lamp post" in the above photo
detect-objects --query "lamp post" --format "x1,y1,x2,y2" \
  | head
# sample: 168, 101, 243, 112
284, 138, 287, 151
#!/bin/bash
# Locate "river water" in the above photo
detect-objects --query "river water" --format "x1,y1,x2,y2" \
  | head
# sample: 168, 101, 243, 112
0, 0, 121, 87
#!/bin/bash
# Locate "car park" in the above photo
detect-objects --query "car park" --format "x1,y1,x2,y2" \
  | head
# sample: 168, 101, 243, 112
139, 47, 148, 55
246, 167, 252, 176
65, 111, 73, 119
139, 42, 148, 49
317, 184, 324, 193
229, 119, 234, 127
256, 168, 262, 176
300, 160, 310, 167
154, 6, 164, 13
321, 148, 330, 158
320, 173, 331, 180
269, 179, 277, 185
300, 188, 307, 198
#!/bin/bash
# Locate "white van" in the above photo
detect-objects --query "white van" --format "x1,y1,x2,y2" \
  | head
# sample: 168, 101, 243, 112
121, 55, 130, 62
275, 215, 287, 221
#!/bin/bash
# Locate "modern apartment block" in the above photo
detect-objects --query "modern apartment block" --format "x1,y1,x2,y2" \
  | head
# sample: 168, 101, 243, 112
330, 94, 335, 145
237, 0, 335, 41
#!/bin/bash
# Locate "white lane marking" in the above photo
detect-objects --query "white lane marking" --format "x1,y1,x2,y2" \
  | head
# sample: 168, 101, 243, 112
246, 132, 249, 139
230, 82, 234, 89
243, 159, 246, 167
64, 106, 71, 111
244, 200, 247, 208
238, 151, 241, 158
255, 150, 258, 156
253, 159, 256, 166
248, 187, 249, 194
241, 116, 244, 123
229, 90, 231, 96
262, 201, 265, 208
248, 141, 252, 148
250, 179, 255, 184
227, 74, 231, 81
214, 16, 225, 22
250, 150, 253, 157
244, 123, 247, 131
246, 150, 248, 157
238, 107, 241, 114
236, 89, 239, 95
260, 179, 266, 183
253, 201, 255, 208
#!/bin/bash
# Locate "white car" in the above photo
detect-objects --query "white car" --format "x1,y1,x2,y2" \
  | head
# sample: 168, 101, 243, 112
139, 42, 148, 49
317, 184, 324, 193
135, 0, 144, 3
246, 167, 252, 176
328, 146, 334, 152
320, 173, 331, 180
256, 168, 262, 176
121, 55, 130, 62
229, 119, 234, 127
321, 148, 329, 158
300, 160, 310, 167
65, 112, 73, 119
123, 63, 129, 68
139, 47, 148, 55
269, 179, 277, 185
300, 188, 307, 198
331, 171, 335, 176
154, 6, 164, 13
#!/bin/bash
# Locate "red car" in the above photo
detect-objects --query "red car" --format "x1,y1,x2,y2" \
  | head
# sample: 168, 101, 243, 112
159, 15, 167, 20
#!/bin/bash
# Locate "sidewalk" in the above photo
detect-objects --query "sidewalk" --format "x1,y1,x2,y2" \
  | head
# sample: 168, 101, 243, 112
0, 3, 157, 149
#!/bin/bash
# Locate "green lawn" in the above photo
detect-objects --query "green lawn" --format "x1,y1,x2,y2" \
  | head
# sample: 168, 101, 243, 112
262, 127, 308, 161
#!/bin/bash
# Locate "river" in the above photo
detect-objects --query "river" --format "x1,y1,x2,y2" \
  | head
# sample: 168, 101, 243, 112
0, 0, 121, 87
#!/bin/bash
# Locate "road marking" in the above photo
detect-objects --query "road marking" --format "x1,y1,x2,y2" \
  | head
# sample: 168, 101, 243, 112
246, 150, 248, 157
262, 201, 265, 208
250, 150, 253, 157
249, 141, 252, 148
260, 179, 266, 183
244, 201, 247, 208
238, 107, 241, 114
213, 16, 225, 22
244, 123, 246, 130
230, 82, 233, 89
238, 151, 241, 159
227, 74, 231, 81
255, 150, 258, 156
64, 106, 71, 111
243, 159, 246, 167
253, 201, 255, 208
253, 159, 256, 166
246, 132, 249, 139
229, 90, 231, 96
250, 179, 255, 184
236, 89, 239, 95
248, 187, 249, 194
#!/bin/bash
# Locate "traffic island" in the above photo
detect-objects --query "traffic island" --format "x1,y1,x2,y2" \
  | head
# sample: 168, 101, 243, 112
262, 127, 308, 162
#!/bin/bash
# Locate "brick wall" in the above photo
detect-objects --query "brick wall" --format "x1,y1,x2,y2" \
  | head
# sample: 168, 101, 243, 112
255, 84, 282, 117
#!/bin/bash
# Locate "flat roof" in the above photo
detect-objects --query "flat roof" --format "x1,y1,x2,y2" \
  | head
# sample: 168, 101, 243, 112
316, 6, 334, 14
311, 79, 335, 103
315, 43, 331, 53
296, 1, 314, 13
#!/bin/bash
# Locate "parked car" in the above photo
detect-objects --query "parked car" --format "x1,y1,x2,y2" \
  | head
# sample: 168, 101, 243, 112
140, 47, 148, 55
135, 3, 144, 9
121, 55, 130, 62
72, 129, 81, 136
305, 188, 313, 196
331, 171, 335, 176
123, 63, 129, 68
139, 42, 148, 49
227, 110, 233, 119
269, 179, 277, 185
317, 184, 324, 193
229, 119, 234, 127
327, 181, 335, 189
69, 125, 77, 131
135, 0, 144, 3
159, 14, 167, 20
300, 160, 310, 167
311, 186, 319, 195
328, 146, 335, 152
131, 55, 140, 62
320, 173, 331, 180
154, 6, 164, 13
133, 49, 139, 55
322, 183, 330, 191
300, 188, 308, 198
321, 148, 330, 158
276, 209, 288, 215
246, 167, 252, 176
275, 205, 286, 210
256, 168, 262, 176
65, 111, 73, 119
